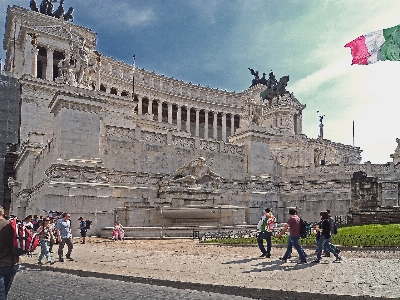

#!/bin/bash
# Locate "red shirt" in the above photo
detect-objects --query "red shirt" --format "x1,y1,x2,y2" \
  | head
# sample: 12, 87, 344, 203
287, 215, 301, 236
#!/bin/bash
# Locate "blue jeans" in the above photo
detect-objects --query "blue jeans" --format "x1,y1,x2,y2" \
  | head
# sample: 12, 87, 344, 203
323, 235, 338, 253
282, 236, 306, 262
257, 232, 272, 255
0, 265, 19, 300
38, 240, 52, 263
317, 236, 338, 260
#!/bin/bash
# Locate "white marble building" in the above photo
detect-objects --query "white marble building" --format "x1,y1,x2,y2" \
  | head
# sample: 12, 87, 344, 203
2, 5, 398, 236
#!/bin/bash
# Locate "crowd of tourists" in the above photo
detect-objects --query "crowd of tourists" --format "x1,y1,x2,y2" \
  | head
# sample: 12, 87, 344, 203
257, 207, 342, 264
1, 203, 343, 299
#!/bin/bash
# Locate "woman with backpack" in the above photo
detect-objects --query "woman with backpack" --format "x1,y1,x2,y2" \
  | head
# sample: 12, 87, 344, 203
36, 217, 55, 265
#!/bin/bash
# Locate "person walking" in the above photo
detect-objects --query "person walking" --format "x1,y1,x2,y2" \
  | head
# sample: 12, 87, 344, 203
0, 206, 20, 299
276, 208, 307, 264
256, 208, 276, 258
313, 211, 341, 263
55, 213, 73, 262
323, 209, 340, 257
78, 217, 87, 244
36, 217, 55, 265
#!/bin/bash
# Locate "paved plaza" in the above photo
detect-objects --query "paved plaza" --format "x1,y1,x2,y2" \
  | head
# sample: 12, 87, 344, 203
14, 238, 400, 299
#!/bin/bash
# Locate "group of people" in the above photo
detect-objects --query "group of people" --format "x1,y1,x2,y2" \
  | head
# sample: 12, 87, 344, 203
257, 207, 341, 264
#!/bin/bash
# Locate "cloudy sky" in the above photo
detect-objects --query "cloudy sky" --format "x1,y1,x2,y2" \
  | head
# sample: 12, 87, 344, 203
1, 0, 400, 163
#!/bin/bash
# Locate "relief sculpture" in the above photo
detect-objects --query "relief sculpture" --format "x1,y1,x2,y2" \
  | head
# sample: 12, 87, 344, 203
170, 157, 222, 188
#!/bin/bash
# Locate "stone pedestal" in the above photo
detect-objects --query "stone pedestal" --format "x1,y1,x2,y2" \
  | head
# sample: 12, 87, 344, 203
228, 128, 273, 178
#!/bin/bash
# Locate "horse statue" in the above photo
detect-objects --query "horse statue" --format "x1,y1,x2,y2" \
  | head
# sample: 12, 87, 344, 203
63, 7, 74, 22
248, 68, 260, 87
260, 75, 289, 102
30, 0, 39, 12
53, 0, 65, 18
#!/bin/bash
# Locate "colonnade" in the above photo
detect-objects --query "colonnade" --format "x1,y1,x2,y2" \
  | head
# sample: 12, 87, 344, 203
29, 45, 241, 142
136, 97, 240, 142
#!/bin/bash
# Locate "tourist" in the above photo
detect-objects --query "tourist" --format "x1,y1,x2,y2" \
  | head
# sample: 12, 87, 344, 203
48, 217, 56, 253
313, 211, 341, 263
314, 223, 321, 254
0, 205, 20, 299
256, 208, 276, 258
276, 208, 307, 264
78, 217, 87, 244
112, 221, 124, 241
22, 215, 33, 229
36, 217, 55, 265
323, 209, 340, 257
55, 213, 74, 262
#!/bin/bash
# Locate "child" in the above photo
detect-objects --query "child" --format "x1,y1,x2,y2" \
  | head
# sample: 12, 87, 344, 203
36, 217, 55, 265
112, 221, 124, 241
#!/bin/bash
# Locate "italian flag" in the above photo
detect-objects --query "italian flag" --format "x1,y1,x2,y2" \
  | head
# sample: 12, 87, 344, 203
344, 24, 400, 65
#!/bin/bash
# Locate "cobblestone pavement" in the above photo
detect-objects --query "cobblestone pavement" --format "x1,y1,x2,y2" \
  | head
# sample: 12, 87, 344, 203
14, 238, 400, 299
9, 267, 255, 300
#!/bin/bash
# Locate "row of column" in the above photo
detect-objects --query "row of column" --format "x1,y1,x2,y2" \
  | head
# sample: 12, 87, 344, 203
137, 98, 239, 142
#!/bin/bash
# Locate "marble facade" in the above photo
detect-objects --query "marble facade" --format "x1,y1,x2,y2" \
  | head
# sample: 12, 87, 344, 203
2, 6, 399, 236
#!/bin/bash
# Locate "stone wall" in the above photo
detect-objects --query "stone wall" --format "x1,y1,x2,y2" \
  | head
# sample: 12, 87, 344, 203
0, 74, 20, 211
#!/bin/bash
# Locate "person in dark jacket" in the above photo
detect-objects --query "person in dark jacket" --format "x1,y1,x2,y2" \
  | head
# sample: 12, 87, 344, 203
313, 211, 341, 263
0, 206, 20, 299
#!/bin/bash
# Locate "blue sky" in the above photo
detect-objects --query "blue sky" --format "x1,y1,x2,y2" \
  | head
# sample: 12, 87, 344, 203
1, 0, 400, 164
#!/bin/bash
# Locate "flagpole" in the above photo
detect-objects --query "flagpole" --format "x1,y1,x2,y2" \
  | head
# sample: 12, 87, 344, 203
353, 120, 355, 146
132, 54, 136, 98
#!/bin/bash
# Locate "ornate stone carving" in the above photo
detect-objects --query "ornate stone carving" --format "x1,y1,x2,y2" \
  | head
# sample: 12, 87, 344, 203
56, 38, 99, 89
169, 157, 222, 188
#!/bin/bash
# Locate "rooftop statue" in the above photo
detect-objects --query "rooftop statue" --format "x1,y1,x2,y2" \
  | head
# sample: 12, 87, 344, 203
171, 157, 222, 188
260, 74, 289, 102
30, 1, 73, 21
53, 0, 64, 19
63, 6, 74, 22
46, 0, 54, 16
248, 68, 276, 88
39, 0, 48, 14
248, 68, 260, 87
30, 0, 38, 12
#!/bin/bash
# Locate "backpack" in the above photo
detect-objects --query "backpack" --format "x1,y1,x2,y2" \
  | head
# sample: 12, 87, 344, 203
10, 219, 39, 256
85, 220, 92, 229
299, 218, 310, 238
332, 222, 338, 235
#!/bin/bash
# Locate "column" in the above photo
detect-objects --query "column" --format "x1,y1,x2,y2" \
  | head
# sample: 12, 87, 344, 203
148, 100, 153, 115
195, 109, 200, 137
138, 97, 143, 115
186, 107, 191, 133
213, 112, 218, 140
204, 111, 209, 139
31, 47, 39, 78
222, 113, 227, 142
168, 103, 173, 124
231, 114, 235, 136
177, 106, 182, 131
96, 61, 101, 90
46, 47, 54, 81
158, 101, 162, 122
